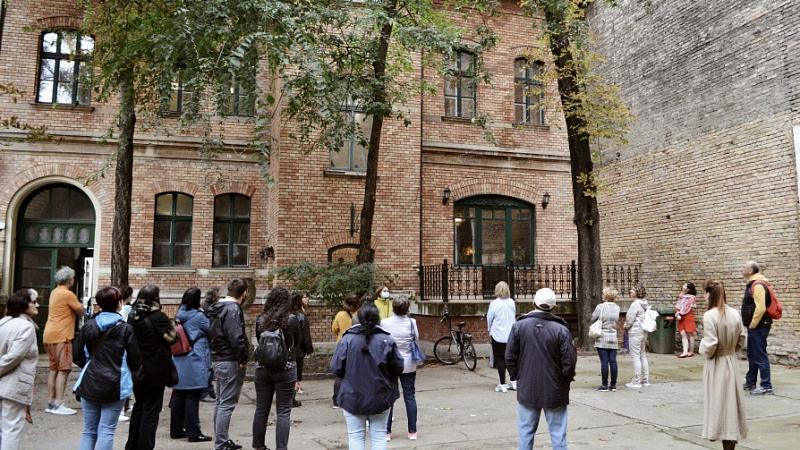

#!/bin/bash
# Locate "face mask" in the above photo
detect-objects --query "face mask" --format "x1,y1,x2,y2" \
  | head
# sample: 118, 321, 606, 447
381, 291, 390, 299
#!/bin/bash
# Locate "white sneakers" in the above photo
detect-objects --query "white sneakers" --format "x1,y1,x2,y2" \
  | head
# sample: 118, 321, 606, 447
508, 381, 517, 390
118, 412, 129, 422
625, 382, 642, 389
495, 384, 508, 393
47, 403, 77, 415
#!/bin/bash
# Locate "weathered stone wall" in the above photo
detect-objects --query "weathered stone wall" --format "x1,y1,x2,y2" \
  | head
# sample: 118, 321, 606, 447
588, 0, 800, 364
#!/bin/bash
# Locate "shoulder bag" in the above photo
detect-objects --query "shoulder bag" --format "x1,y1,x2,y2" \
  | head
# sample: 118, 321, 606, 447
409, 318, 426, 365
588, 304, 604, 339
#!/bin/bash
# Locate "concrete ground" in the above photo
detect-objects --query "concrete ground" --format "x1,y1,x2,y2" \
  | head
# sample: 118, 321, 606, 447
18, 352, 800, 449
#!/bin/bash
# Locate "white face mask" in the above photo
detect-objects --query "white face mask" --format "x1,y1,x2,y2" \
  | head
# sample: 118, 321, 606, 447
381, 291, 390, 299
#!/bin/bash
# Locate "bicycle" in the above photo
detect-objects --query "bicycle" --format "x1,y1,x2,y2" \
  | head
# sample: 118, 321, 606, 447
433, 309, 477, 371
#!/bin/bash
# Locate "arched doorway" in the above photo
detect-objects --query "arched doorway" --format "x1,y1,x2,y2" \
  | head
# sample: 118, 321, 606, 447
13, 183, 95, 346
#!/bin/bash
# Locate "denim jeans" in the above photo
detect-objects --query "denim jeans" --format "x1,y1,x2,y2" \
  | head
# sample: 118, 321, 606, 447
170, 388, 203, 438
213, 361, 246, 449
125, 383, 165, 450
343, 408, 390, 450
596, 348, 618, 387
1, 398, 27, 450
628, 332, 649, 383
80, 399, 125, 450
387, 372, 417, 434
517, 403, 568, 450
252, 366, 296, 450
746, 326, 772, 389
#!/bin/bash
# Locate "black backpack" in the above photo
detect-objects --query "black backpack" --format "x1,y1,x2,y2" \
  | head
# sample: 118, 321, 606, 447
254, 320, 290, 369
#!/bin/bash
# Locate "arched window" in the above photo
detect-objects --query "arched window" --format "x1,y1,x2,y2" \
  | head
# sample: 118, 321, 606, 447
153, 192, 193, 267
327, 244, 374, 263
454, 196, 535, 266
213, 194, 250, 267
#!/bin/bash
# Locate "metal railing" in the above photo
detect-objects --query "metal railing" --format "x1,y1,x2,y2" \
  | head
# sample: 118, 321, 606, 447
419, 260, 641, 302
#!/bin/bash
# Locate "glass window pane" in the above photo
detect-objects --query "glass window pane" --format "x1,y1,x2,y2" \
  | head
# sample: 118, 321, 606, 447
59, 32, 77, 55
460, 52, 473, 71
461, 78, 475, 96
77, 61, 91, 105
233, 196, 250, 217
494, 209, 505, 219
515, 104, 525, 123
330, 246, 358, 263
176, 194, 193, 216
80, 36, 94, 56
444, 98, 456, 117
482, 209, 493, 219
50, 187, 69, 220
38, 80, 54, 103
330, 146, 350, 169
444, 78, 458, 96
70, 192, 93, 220
174, 245, 191, 267
153, 243, 170, 267
22, 249, 52, 268
213, 222, 229, 244
153, 221, 171, 243
169, 88, 180, 111
156, 194, 173, 215
39, 59, 55, 81
521, 209, 531, 219
214, 196, 231, 217
232, 244, 248, 266
56, 81, 74, 104
461, 99, 475, 117
353, 144, 368, 170
515, 83, 524, 104
175, 221, 192, 244
21, 269, 52, 287
232, 223, 249, 245
213, 245, 229, 267
482, 220, 506, 265
468, 207, 475, 217
511, 221, 532, 265
455, 218, 474, 265
42, 32, 58, 53
511, 209, 520, 219
24, 191, 50, 219
515, 59, 526, 78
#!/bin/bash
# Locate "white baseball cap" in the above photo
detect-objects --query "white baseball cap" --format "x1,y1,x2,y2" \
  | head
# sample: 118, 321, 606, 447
534, 288, 557, 311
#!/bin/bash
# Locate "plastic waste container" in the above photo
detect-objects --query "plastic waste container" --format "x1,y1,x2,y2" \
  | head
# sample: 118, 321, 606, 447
648, 307, 676, 354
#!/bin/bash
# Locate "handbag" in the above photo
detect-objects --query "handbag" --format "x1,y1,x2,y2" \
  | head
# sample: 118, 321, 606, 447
170, 318, 192, 356
409, 318, 426, 365
588, 304, 605, 339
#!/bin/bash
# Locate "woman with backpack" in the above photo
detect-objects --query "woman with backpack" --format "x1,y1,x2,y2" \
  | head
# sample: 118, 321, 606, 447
331, 302, 404, 450
623, 283, 651, 389
170, 287, 212, 442
252, 287, 301, 450
289, 292, 313, 407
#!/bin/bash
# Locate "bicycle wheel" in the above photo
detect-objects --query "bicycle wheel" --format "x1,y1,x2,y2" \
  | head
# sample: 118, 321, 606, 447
462, 339, 477, 371
434, 336, 460, 365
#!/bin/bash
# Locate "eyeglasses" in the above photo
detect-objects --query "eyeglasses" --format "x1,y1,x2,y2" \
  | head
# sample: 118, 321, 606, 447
30, 301, 39, 306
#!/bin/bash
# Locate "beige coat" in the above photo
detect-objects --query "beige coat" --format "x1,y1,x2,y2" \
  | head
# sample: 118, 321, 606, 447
699, 306, 748, 442
0, 315, 39, 405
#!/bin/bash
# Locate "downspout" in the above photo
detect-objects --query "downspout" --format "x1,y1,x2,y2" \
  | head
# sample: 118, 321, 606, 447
419, 49, 425, 294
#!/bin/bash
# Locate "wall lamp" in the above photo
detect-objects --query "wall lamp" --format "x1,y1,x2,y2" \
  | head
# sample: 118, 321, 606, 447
542, 192, 551, 209
259, 246, 275, 261
442, 187, 452, 205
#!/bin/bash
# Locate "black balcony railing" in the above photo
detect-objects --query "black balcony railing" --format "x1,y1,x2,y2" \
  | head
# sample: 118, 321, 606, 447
419, 260, 641, 302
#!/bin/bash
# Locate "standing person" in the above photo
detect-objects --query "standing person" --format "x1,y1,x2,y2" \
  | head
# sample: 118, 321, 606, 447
288, 292, 313, 407
125, 284, 178, 450
487, 281, 516, 393
200, 287, 221, 403
505, 288, 577, 450
0, 290, 40, 450
331, 292, 360, 409
740, 261, 774, 395
380, 295, 419, 442
207, 278, 250, 450
117, 284, 134, 423
252, 287, 300, 450
700, 279, 748, 450
676, 282, 698, 358
592, 287, 621, 392
42, 266, 85, 415
374, 286, 393, 320
623, 283, 650, 388
74, 287, 141, 450
170, 287, 212, 442
331, 303, 403, 450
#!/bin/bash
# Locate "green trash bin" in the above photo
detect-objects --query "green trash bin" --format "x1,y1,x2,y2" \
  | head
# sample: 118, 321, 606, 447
648, 307, 677, 354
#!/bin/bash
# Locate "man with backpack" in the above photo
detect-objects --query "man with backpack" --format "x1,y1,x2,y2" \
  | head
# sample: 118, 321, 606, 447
741, 261, 774, 396
207, 278, 250, 450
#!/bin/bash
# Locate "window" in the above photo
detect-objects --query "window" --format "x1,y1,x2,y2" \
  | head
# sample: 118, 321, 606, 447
454, 196, 535, 266
328, 244, 374, 263
168, 72, 193, 113
514, 58, 544, 125
153, 193, 193, 267
330, 100, 372, 171
444, 51, 476, 118
213, 194, 250, 267
37, 31, 94, 105
220, 83, 255, 117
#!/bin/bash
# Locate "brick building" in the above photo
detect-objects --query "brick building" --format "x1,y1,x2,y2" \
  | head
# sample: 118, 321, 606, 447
588, 0, 800, 364
0, 1, 578, 343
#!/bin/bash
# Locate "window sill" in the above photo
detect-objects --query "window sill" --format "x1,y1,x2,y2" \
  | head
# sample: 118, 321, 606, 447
146, 267, 197, 274
441, 116, 473, 124
324, 169, 368, 178
512, 122, 550, 130
207, 267, 255, 276
31, 103, 95, 112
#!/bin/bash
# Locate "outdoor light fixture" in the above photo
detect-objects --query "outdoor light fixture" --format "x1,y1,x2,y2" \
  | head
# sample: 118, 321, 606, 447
542, 192, 551, 209
442, 187, 452, 205
259, 246, 275, 261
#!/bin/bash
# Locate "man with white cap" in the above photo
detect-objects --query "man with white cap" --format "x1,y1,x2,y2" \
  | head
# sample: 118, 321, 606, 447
505, 288, 577, 450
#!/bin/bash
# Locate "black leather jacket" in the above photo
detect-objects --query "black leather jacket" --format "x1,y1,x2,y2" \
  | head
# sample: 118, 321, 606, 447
207, 299, 249, 364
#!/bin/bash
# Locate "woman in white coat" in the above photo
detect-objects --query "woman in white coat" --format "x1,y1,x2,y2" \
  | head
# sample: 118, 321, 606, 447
623, 283, 650, 388
486, 281, 516, 392
0, 289, 40, 450
380, 295, 419, 442
700, 280, 747, 450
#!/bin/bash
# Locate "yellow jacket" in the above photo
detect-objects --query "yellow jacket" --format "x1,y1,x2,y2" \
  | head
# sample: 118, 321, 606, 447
747, 273, 768, 329
374, 297, 393, 321
332, 309, 357, 342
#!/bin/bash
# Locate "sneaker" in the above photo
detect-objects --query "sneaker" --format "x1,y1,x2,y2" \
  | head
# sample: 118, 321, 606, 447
297, 387, 305, 395
222, 441, 243, 450
750, 387, 774, 396
626, 382, 642, 389
44, 402, 56, 414
200, 396, 216, 403
742, 383, 756, 391
610, 386, 617, 392
508, 381, 517, 390
292, 400, 302, 408
408, 432, 418, 440
642, 382, 651, 387
596, 385, 609, 392
494, 384, 508, 393
332, 404, 340, 409
386, 433, 392, 442
50, 404, 77, 415
118, 412, 129, 422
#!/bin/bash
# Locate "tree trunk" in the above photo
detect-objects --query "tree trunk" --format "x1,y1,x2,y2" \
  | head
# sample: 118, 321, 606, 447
545, 22, 603, 350
111, 71, 136, 287
357, 2, 397, 265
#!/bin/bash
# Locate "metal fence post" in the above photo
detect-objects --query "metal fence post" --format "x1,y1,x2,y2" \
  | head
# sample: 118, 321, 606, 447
571, 260, 577, 302
508, 261, 516, 300
442, 259, 449, 303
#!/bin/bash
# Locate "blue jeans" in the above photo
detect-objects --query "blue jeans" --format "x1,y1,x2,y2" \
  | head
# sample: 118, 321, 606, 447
80, 399, 125, 450
252, 366, 296, 450
517, 403, 568, 450
343, 408, 390, 450
387, 372, 417, 434
746, 326, 772, 389
596, 348, 618, 387
213, 361, 246, 449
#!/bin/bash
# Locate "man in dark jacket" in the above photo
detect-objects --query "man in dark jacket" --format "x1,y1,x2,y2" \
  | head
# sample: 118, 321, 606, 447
741, 260, 774, 395
207, 278, 250, 450
506, 288, 577, 450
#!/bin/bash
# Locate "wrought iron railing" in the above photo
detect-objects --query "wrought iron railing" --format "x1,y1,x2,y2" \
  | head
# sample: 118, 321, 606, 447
419, 260, 641, 302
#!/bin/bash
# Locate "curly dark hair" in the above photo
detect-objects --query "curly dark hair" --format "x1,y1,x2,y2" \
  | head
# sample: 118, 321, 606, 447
258, 287, 292, 332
